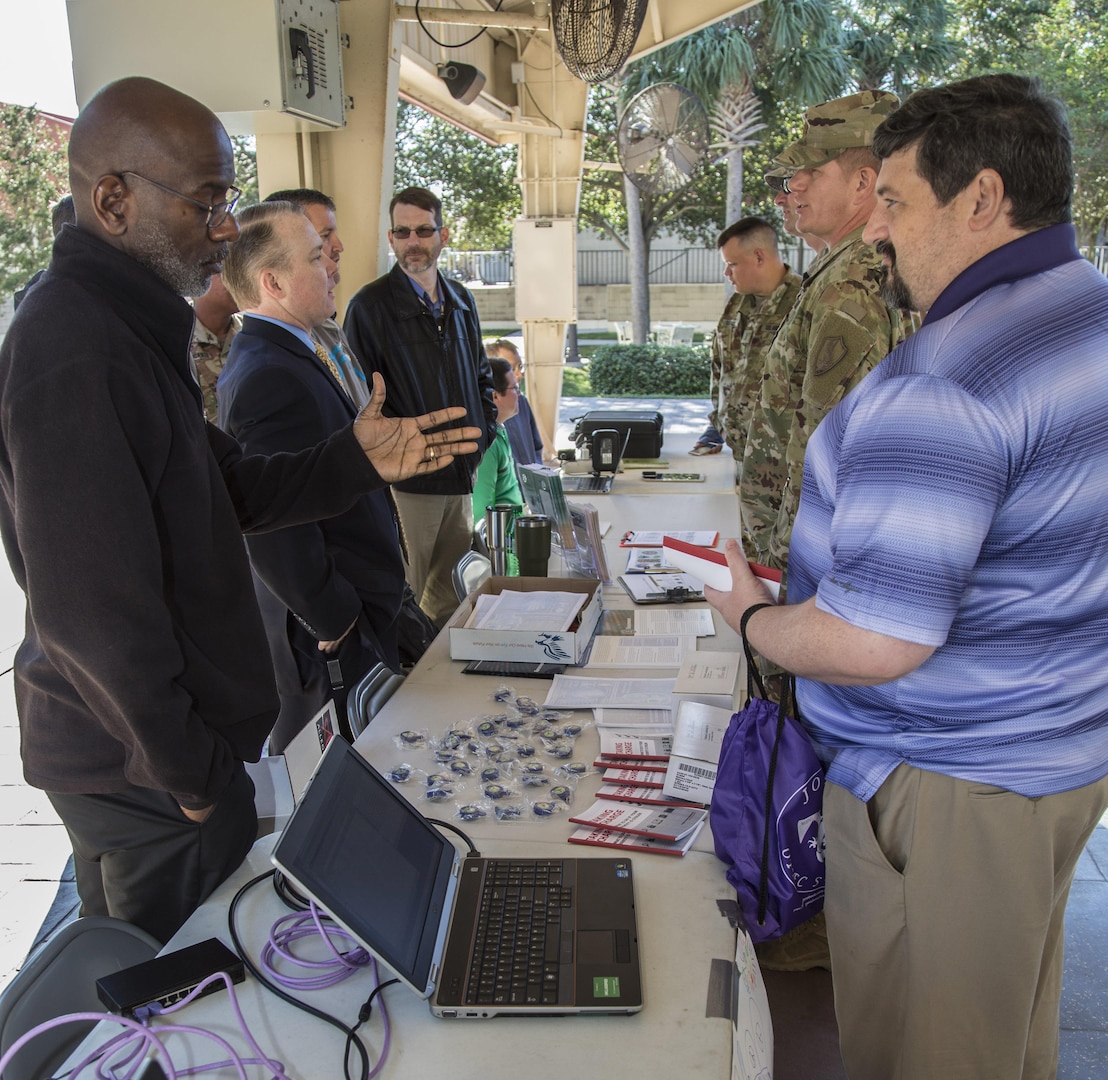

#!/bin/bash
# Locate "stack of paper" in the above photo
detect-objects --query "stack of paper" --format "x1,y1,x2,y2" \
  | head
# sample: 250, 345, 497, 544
660, 700, 735, 805
568, 802, 707, 857
672, 650, 740, 710
466, 589, 586, 631
516, 464, 576, 550
543, 675, 677, 711
566, 500, 611, 581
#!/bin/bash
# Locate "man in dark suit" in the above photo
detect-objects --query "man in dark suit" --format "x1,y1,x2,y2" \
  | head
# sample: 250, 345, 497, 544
219, 201, 406, 743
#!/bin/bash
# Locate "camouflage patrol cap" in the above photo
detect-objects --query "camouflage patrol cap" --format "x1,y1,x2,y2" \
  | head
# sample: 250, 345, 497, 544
773, 90, 899, 170
764, 166, 793, 192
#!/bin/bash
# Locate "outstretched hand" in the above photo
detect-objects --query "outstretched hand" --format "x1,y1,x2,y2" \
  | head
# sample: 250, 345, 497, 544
353, 372, 482, 483
703, 538, 777, 633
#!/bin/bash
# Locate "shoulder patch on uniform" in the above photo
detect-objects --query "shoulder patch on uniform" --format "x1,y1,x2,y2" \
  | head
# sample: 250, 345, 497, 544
811, 308, 882, 377
814, 334, 848, 376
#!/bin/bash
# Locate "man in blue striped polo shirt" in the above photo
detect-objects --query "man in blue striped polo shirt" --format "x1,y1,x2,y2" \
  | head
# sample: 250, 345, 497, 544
708, 74, 1108, 1079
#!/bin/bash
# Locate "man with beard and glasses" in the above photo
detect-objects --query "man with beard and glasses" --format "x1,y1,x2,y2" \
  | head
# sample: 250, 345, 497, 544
707, 74, 1108, 1079
0, 78, 481, 942
344, 186, 498, 626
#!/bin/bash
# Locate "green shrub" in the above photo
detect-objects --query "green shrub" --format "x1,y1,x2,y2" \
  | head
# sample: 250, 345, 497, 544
561, 364, 592, 396
588, 344, 710, 396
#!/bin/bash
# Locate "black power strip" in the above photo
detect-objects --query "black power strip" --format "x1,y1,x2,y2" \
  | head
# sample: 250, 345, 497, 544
96, 937, 245, 1016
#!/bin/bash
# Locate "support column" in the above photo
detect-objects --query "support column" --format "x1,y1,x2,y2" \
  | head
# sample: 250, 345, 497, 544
514, 35, 588, 451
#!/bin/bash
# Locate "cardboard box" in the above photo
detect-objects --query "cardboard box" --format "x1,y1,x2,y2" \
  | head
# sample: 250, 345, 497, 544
448, 577, 603, 664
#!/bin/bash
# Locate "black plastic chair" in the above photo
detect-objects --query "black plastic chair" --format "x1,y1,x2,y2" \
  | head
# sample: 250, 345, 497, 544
0, 916, 161, 1080
345, 662, 406, 739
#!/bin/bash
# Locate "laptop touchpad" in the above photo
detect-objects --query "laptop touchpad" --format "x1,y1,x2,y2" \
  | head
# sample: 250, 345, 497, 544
577, 930, 615, 962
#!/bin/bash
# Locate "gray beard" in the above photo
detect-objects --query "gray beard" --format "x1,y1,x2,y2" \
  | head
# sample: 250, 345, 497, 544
129, 220, 213, 297
397, 249, 437, 276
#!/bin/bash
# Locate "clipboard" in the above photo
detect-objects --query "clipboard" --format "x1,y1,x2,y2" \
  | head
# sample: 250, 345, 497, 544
617, 573, 706, 605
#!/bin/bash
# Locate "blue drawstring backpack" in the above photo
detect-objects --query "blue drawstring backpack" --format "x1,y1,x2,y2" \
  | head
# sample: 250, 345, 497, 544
710, 621, 826, 942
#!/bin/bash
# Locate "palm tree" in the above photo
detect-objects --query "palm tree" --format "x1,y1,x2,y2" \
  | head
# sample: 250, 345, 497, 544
710, 79, 765, 228
608, 0, 850, 339
843, 0, 961, 95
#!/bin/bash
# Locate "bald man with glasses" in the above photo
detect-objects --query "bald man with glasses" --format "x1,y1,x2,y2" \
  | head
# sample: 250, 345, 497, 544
0, 80, 479, 941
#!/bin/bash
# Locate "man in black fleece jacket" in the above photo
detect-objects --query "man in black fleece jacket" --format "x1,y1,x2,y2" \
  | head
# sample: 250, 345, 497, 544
0, 77, 479, 943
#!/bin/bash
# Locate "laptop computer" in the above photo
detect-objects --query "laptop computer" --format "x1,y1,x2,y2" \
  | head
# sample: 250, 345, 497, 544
271, 737, 643, 1019
560, 473, 615, 494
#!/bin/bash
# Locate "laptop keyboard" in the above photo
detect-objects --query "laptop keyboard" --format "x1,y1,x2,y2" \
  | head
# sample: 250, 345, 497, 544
466, 860, 572, 1006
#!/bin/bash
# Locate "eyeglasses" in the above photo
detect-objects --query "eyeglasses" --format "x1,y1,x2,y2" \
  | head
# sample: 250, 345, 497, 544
121, 172, 241, 230
390, 225, 440, 239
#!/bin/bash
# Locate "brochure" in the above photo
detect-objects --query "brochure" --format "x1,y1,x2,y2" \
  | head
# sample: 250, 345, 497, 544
594, 783, 703, 808
600, 767, 666, 787
568, 800, 707, 841
598, 728, 674, 760
567, 823, 705, 857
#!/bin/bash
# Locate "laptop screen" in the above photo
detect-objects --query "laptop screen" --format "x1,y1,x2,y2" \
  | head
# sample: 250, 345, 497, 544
272, 740, 458, 995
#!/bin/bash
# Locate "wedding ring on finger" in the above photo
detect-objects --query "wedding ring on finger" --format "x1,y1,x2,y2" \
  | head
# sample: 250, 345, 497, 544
427, 444, 436, 462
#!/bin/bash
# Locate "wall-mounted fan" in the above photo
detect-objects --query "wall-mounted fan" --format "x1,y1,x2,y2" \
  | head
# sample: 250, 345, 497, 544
617, 83, 711, 194
551, 0, 649, 83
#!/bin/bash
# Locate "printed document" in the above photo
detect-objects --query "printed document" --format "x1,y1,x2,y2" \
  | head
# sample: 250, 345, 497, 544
586, 635, 695, 668
634, 608, 716, 637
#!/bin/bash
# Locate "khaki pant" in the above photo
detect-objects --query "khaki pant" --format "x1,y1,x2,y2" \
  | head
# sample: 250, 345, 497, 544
392, 490, 473, 627
825, 764, 1108, 1080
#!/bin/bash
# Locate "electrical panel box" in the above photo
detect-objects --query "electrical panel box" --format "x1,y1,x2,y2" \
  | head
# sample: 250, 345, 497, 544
66, 0, 345, 134
513, 218, 577, 322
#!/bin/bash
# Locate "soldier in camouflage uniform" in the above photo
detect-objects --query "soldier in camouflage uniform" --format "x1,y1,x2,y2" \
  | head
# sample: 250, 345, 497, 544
741, 91, 922, 574
708, 219, 802, 499
189, 272, 241, 423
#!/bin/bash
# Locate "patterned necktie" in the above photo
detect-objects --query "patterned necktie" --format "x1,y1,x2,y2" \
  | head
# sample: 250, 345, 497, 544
313, 341, 350, 399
